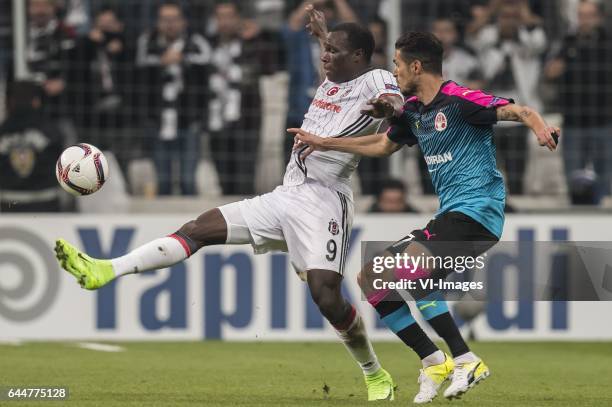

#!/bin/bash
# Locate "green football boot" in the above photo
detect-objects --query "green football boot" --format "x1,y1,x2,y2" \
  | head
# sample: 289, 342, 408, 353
54, 239, 115, 290
365, 367, 395, 401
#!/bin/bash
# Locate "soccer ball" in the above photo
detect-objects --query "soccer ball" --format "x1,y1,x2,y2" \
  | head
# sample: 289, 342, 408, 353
56, 143, 109, 196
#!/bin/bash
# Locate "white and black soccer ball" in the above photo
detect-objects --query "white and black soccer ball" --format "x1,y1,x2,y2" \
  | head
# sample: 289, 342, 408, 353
55, 143, 109, 196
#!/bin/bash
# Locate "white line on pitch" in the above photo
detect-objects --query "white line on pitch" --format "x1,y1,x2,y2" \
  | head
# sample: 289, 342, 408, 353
76, 342, 125, 352
0, 339, 23, 346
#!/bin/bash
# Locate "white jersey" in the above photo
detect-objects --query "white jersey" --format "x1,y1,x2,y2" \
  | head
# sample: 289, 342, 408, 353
283, 68, 403, 197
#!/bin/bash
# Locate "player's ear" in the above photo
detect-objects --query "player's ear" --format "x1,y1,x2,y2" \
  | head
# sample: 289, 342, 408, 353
412, 60, 422, 74
353, 48, 364, 62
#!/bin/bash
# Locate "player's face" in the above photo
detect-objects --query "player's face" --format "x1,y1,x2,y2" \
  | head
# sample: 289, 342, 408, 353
393, 49, 417, 96
432, 20, 457, 50
29, 0, 55, 27
378, 189, 406, 213
158, 6, 185, 40
215, 4, 241, 37
95, 11, 122, 33
321, 31, 357, 83
498, 6, 521, 38
578, 2, 602, 34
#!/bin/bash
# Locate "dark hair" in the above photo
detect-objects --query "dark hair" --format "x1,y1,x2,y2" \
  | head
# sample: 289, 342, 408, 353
94, 4, 120, 19
6, 81, 43, 113
395, 31, 443, 75
215, 0, 241, 14
377, 178, 407, 197
330, 22, 375, 62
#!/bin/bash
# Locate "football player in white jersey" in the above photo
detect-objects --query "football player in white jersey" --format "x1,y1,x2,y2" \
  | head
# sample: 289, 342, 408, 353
54, 5, 403, 401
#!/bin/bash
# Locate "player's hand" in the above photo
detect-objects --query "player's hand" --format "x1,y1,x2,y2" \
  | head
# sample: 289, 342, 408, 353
161, 49, 183, 66
305, 4, 327, 40
361, 97, 398, 119
241, 19, 261, 40
533, 125, 561, 151
544, 59, 565, 80
107, 39, 123, 54
88, 28, 104, 43
44, 79, 65, 96
287, 128, 328, 159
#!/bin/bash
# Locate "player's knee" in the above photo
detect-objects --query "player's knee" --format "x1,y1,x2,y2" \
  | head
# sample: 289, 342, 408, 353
178, 208, 227, 247
178, 220, 198, 241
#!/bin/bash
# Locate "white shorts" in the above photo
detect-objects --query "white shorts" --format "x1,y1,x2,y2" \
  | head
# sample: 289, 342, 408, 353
218, 180, 354, 276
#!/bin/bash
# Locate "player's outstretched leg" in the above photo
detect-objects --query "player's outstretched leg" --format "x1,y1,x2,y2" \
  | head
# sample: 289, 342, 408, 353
358, 261, 453, 403
55, 208, 227, 290
414, 290, 491, 400
307, 269, 394, 401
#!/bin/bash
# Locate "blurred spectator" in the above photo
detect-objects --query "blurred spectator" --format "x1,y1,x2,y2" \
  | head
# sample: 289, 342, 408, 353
465, 0, 500, 38
368, 179, 418, 213
136, 1, 212, 196
69, 6, 133, 175
282, 0, 358, 163
467, 0, 547, 195
60, 0, 91, 35
545, 0, 612, 197
25, 0, 76, 118
368, 15, 387, 69
0, 81, 65, 212
208, 1, 280, 195
568, 168, 601, 205
465, 0, 543, 38
399, 0, 474, 33
432, 17, 484, 89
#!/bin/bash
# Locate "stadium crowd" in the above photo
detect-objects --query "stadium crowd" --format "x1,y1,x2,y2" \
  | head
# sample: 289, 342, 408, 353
0, 0, 611, 210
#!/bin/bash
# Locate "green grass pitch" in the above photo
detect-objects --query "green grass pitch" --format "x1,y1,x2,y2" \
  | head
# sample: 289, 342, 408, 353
1, 341, 611, 406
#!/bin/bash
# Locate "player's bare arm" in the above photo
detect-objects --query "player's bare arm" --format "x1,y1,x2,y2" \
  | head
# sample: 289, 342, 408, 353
305, 4, 328, 82
496, 104, 560, 151
287, 129, 401, 158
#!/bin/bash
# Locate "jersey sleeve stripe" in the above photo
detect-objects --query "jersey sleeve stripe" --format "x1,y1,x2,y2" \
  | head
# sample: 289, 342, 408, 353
335, 116, 374, 138
442, 81, 511, 107
336, 114, 370, 136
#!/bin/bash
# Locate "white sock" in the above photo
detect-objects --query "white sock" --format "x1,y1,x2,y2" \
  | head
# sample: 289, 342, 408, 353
422, 350, 446, 367
110, 236, 189, 277
454, 351, 478, 364
334, 308, 381, 375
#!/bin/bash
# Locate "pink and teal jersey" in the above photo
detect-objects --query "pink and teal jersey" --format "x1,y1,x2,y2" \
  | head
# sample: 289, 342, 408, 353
387, 81, 512, 238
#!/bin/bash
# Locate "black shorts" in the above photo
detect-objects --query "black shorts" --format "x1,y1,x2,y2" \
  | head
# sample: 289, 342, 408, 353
385, 212, 499, 299
386, 211, 498, 264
